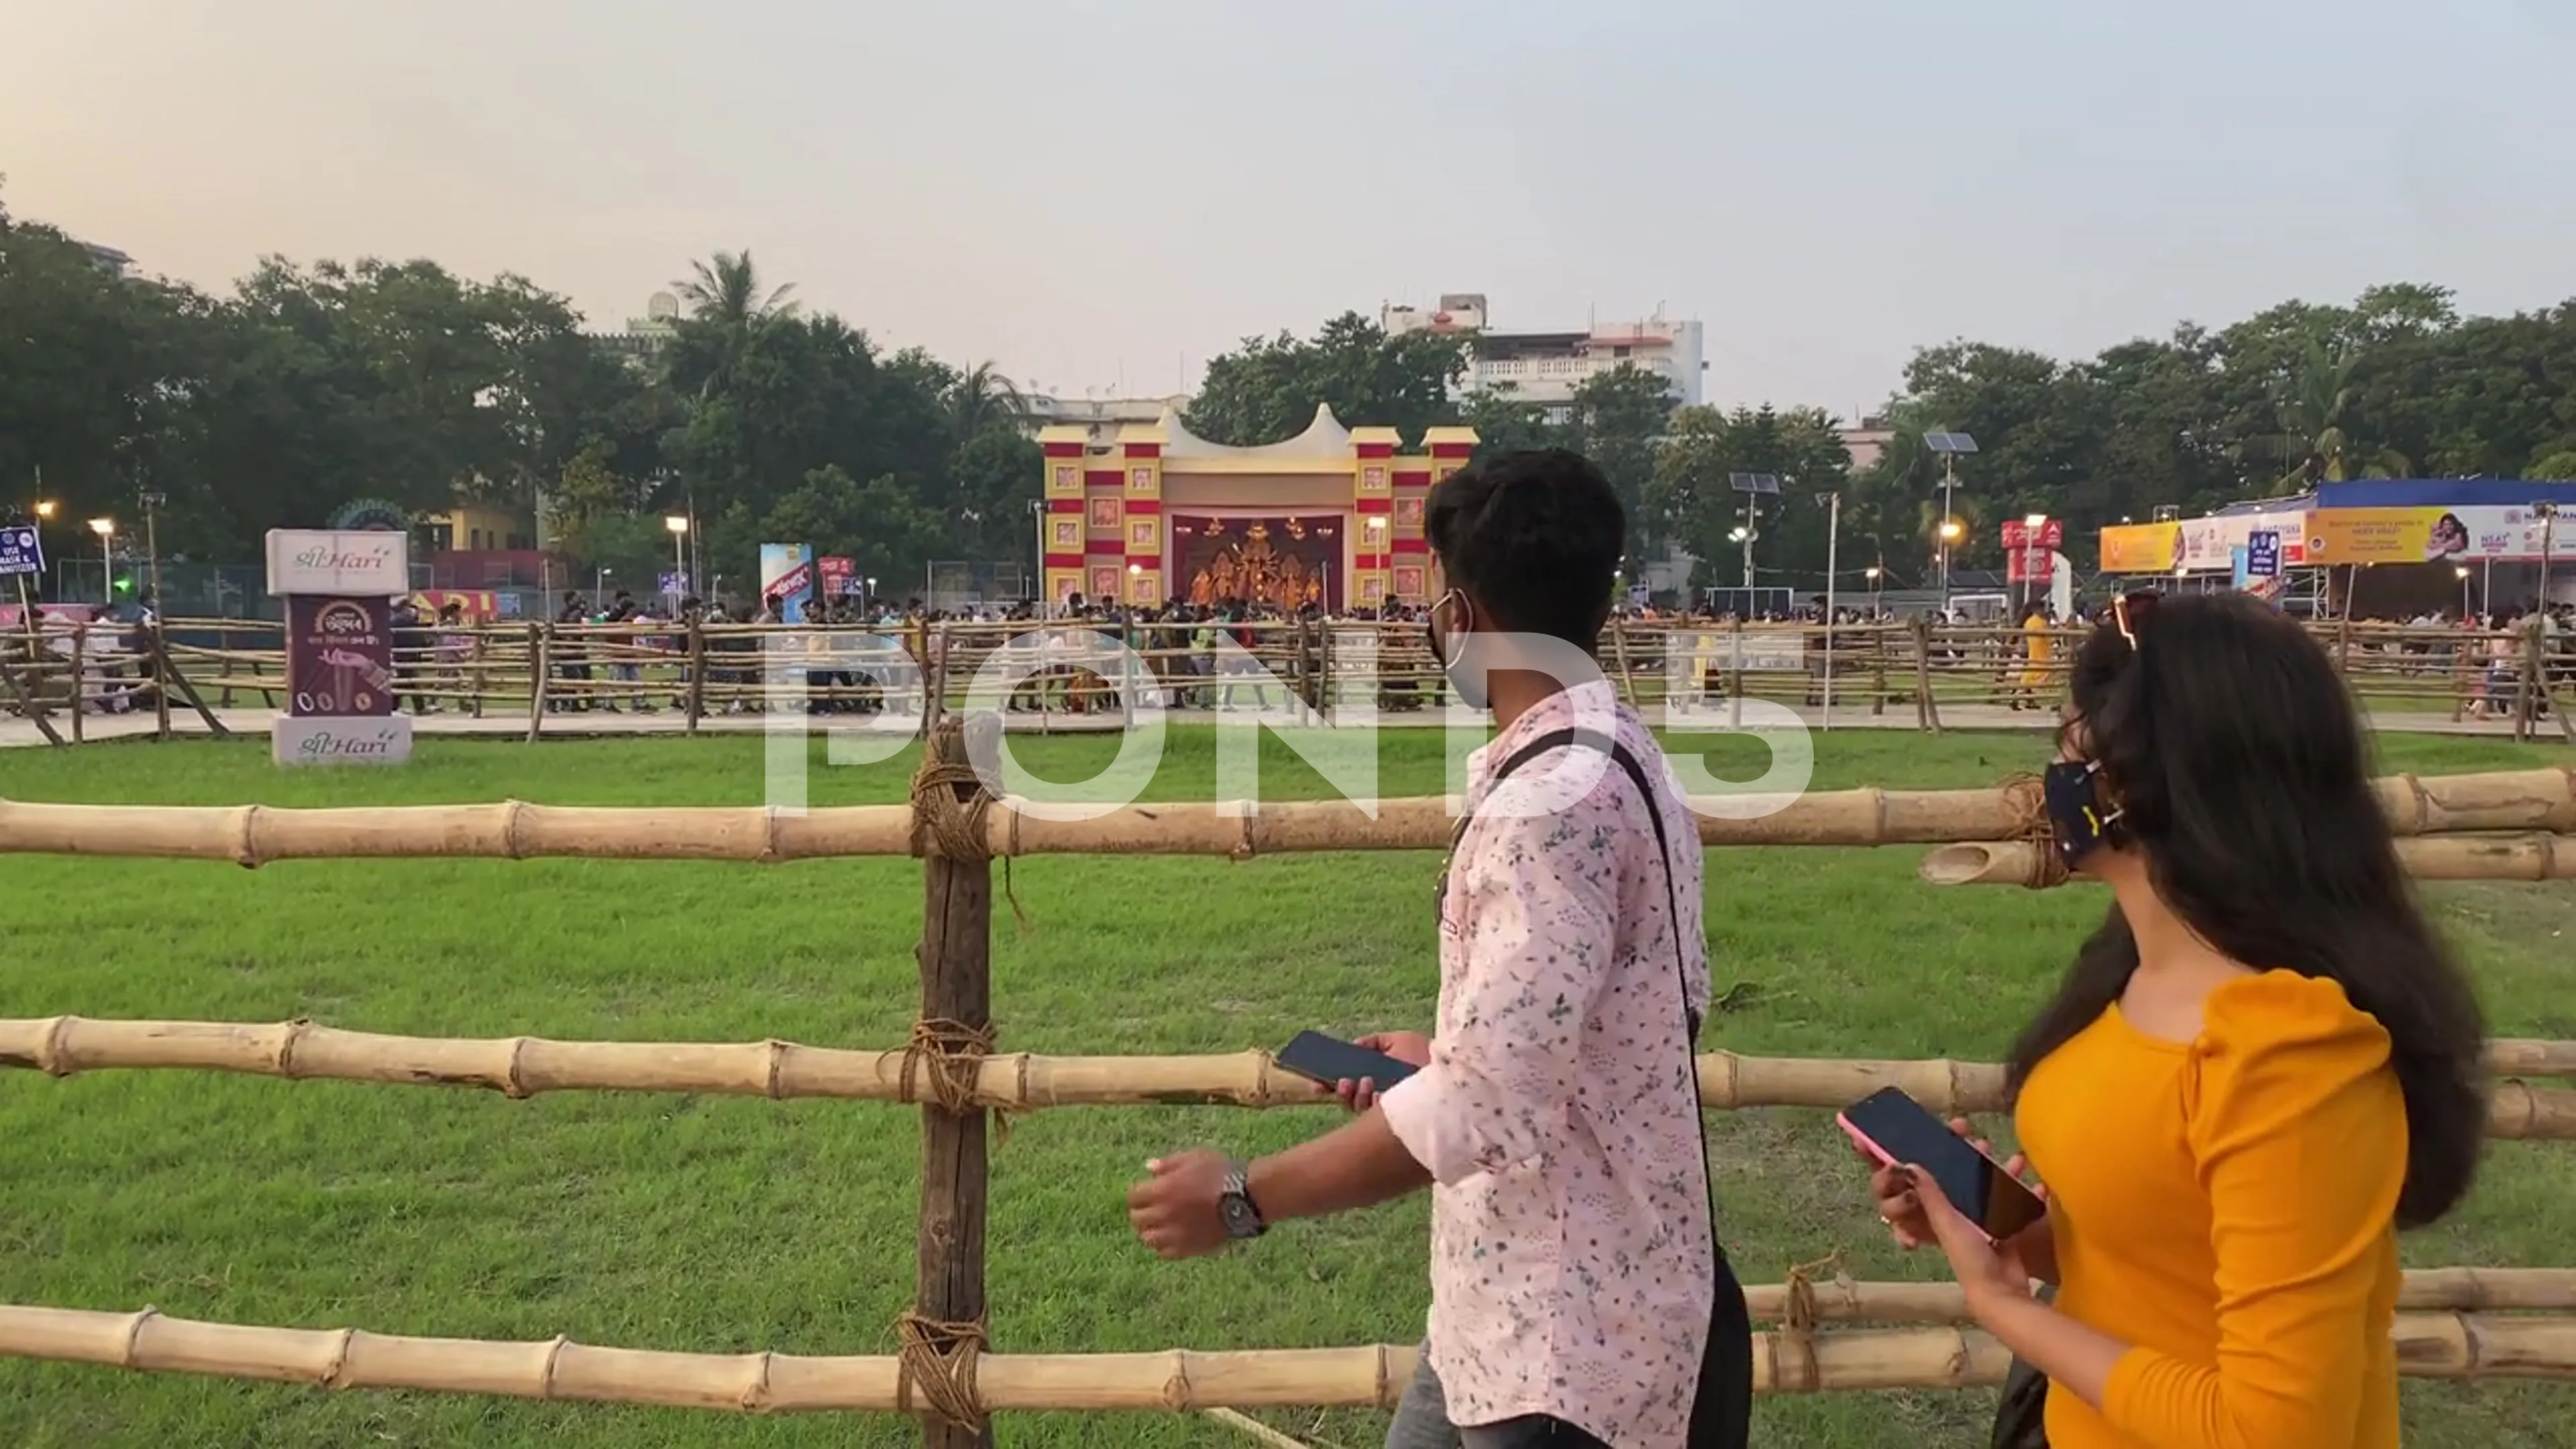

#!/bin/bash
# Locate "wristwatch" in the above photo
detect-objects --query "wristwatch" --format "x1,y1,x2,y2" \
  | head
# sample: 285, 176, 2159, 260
1218, 1160, 1267, 1240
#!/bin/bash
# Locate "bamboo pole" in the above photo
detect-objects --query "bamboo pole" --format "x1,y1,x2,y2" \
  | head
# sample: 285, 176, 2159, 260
4, 1307, 2573, 1410
12, 768, 2573, 865
914, 713, 995, 1449
9, 1017, 2576, 1131
1923, 833, 2576, 890
1738, 1267, 2576, 1324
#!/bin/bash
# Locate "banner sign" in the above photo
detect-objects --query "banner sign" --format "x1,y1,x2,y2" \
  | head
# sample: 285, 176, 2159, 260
2246, 530, 2282, 578
272, 716, 415, 767
759, 543, 816, 623
2098, 522, 2182, 574
817, 555, 856, 599
1998, 519, 2064, 551
285, 596, 397, 718
2305, 505, 2561, 565
266, 529, 410, 597
2100, 513, 2309, 574
2006, 545, 2055, 583
0, 525, 42, 578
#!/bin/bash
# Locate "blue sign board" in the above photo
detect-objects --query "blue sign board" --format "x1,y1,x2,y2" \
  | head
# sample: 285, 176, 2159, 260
0, 525, 41, 578
2245, 530, 2282, 579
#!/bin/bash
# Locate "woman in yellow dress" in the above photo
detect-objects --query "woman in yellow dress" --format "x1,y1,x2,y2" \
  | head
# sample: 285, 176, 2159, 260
2015, 606, 2053, 709
1868, 592, 2487, 1449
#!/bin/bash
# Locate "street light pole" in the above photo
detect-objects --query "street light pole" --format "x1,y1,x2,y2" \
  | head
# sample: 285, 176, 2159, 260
664, 515, 690, 604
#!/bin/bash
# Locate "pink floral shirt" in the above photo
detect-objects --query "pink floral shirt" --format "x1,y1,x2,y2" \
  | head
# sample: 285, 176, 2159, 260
1379, 682, 1714, 1448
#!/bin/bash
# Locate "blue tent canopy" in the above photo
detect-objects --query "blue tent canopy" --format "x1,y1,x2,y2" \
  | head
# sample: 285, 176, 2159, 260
2314, 478, 2576, 510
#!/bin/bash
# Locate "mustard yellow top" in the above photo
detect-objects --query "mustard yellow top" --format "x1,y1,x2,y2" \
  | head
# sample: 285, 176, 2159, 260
2024, 613, 2053, 663
2017, 971, 2405, 1449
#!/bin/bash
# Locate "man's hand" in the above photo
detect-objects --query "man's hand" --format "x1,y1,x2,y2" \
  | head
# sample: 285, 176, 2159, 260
1333, 1031, 1432, 1113
1126, 1148, 1234, 1260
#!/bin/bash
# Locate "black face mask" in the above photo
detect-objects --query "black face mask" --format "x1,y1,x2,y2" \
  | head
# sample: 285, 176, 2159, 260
2043, 759, 2123, 868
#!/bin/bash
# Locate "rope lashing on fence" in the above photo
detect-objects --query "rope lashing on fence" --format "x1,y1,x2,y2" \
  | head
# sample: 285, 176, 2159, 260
907, 710, 1028, 930
900, 1018, 999, 1118
1776, 1249, 1850, 1395
894, 1312, 987, 1430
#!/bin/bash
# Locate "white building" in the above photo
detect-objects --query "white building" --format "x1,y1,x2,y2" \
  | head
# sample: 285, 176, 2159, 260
1381, 293, 1707, 421
590, 291, 682, 368
1018, 390, 1188, 447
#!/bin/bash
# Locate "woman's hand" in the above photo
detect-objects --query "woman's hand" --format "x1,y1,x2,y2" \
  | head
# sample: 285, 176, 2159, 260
1334, 1032, 1430, 1113
1865, 1117, 2041, 1250
1905, 1166, 2040, 1315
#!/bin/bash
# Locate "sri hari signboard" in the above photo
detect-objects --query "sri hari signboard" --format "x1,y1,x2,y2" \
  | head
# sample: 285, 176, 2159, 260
265, 528, 413, 767
266, 529, 409, 596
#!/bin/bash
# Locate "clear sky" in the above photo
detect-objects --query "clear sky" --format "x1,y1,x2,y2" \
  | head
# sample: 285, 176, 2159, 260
6, 0, 2571, 417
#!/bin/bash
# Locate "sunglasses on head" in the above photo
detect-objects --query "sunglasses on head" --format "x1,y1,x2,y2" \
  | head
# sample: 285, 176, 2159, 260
2110, 591, 2161, 648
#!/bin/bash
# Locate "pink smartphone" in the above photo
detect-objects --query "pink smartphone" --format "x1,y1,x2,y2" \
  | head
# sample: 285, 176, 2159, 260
1839, 1086, 2045, 1244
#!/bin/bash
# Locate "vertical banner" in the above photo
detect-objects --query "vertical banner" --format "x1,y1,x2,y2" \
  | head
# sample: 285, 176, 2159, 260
759, 543, 816, 623
266, 528, 413, 767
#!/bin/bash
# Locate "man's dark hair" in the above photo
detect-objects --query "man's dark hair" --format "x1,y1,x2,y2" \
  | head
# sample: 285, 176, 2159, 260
1423, 447, 1625, 648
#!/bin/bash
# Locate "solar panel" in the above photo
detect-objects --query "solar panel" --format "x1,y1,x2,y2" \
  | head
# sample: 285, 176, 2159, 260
1922, 431, 1980, 455
1728, 472, 1758, 490
1727, 472, 1782, 494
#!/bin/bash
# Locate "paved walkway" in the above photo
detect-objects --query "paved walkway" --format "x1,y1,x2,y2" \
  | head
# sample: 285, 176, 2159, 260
3, 700, 2556, 748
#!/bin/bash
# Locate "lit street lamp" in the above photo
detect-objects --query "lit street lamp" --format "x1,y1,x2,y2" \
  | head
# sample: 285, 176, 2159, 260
1922, 432, 1978, 610
87, 517, 115, 606
663, 516, 689, 601
2455, 564, 2473, 620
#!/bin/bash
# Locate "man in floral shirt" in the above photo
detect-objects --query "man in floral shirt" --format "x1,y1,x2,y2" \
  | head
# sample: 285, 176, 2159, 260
1128, 449, 1752, 1448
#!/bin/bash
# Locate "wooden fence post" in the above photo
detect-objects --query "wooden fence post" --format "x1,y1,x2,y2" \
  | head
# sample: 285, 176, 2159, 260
1870, 624, 1890, 716
1910, 616, 1943, 735
907, 713, 996, 1449
69, 621, 87, 744
525, 624, 549, 744
1608, 618, 1640, 709
150, 619, 173, 741
684, 616, 706, 735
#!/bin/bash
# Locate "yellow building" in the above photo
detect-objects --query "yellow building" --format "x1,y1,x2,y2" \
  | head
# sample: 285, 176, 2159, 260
1038, 405, 1474, 610
416, 500, 539, 554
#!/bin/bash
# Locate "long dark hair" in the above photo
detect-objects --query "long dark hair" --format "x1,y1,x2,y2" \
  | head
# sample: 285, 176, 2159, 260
2003, 592, 2487, 1227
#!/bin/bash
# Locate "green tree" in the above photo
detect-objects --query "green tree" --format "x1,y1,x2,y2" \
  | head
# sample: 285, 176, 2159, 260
1561, 364, 1674, 549
1185, 313, 1466, 447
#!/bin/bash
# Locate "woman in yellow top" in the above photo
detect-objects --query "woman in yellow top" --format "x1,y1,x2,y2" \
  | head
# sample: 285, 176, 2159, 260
1872, 591, 2488, 1448
2014, 606, 2053, 708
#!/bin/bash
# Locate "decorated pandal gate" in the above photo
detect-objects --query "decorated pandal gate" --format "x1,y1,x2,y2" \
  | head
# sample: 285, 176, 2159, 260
1038, 406, 1473, 612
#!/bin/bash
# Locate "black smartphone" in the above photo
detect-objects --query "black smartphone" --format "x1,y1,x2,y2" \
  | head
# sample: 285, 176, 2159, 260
1837, 1085, 2047, 1243
1275, 1031, 1418, 1091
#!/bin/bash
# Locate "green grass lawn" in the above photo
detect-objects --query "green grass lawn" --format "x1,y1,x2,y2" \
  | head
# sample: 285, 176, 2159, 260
2, 727, 2573, 1448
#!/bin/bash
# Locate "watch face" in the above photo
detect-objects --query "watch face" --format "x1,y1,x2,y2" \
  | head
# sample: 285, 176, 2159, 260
1219, 1194, 1262, 1238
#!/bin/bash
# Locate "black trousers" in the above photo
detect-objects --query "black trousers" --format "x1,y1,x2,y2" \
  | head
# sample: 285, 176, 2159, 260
1385, 1248, 1752, 1449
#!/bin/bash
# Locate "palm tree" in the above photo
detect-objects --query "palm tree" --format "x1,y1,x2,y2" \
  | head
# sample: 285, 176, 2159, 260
948, 362, 1028, 439
2264, 343, 2407, 484
672, 251, 798, 328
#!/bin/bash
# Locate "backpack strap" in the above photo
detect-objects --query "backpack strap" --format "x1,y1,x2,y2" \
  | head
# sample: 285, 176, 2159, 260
1477, 727, 1750, 1446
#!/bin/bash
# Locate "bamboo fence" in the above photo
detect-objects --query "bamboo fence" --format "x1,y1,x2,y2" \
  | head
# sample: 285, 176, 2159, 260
6, 1304, 2574, 1413
9, 726, 2576, 1435
6, 766, 2573, 869
8, 1016, 2576, 1138
15, 615, 2573, 743
1924, 832, 2576, 889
